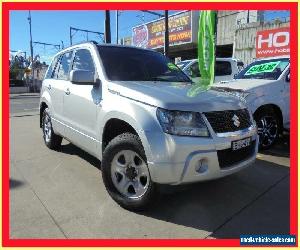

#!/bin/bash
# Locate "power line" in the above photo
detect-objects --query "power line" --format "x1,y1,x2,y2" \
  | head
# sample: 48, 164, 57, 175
70, 26, 104, 45
141, 10, 164, 18
33, 41, 61, 50
10, 50, 27, 59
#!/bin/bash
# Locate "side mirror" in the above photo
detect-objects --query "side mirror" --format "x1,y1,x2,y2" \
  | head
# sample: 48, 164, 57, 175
286, 73, 290, 82
70, 69, 95, 85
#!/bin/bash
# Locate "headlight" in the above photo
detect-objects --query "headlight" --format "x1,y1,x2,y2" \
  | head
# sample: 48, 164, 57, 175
156, 108, 210, 137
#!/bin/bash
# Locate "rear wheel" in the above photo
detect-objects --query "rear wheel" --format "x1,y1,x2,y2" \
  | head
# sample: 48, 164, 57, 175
101, 133, 156, 211
42, 108, 62, 149
255, 109, 280, 150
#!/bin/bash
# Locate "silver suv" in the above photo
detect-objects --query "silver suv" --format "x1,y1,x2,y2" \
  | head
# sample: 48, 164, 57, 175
40, 42, 258, 210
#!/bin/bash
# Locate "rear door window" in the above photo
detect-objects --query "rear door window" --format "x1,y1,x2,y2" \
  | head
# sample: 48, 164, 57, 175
190, 62, 201, 77
188, 61, 232, 77
215, 61, 232, 76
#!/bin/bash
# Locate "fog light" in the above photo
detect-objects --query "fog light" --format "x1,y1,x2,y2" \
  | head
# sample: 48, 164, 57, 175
195, 159, 208, 173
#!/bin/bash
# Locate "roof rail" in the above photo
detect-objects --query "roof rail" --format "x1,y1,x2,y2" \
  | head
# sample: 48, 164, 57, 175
64, 40, 99, 49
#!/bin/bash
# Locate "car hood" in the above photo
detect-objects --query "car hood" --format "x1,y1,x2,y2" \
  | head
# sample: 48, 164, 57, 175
107, 81, 246, 112
214, 78, 278, 91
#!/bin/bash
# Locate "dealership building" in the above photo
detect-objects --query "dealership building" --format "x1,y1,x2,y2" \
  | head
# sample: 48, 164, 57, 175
129, 10, 290, 65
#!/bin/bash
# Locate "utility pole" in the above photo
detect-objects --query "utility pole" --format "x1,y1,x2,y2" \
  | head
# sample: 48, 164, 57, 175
105, 10, 111, 43
247, 10, 250, 23
28, 11, 34, 91
70, 27, 72, 45
164, 10, 169, 57
116, 10, 119, 44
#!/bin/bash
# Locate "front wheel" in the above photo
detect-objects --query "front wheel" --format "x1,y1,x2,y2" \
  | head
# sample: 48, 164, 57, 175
255, 109, 280, 150
101, 133, 156, 211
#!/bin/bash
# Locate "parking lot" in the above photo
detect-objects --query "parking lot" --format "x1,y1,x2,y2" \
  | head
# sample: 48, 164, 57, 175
9, 93, 290, 239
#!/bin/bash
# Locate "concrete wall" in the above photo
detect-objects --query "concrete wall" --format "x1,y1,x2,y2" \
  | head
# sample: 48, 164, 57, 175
217, 11, 262, 46
10, 80, 42, 94
217, 11, 239, 46
234, 21, 290, 65
10, 86, 29, 94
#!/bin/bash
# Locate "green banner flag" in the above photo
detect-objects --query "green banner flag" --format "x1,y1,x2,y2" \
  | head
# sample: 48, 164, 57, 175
198, 10, 216, 86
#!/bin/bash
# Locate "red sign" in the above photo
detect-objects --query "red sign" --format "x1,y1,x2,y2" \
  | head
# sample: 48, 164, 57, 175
132, 11, 192, 49
256, 27, 290, 58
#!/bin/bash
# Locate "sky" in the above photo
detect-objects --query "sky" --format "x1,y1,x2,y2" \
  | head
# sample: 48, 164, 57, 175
10, 10, 178, 63
10, 10, 290, 64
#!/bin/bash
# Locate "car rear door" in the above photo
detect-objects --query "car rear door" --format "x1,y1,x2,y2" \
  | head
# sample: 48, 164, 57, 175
44, 54, 69, 135
50, 50, 74, 135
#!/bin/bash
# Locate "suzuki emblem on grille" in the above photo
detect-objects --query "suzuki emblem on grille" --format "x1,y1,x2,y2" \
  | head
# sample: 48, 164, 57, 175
232, 114, 240, 127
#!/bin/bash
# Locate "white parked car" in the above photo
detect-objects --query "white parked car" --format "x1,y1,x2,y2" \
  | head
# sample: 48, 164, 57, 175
214, 56, 290, 149
177, 58, 243, 83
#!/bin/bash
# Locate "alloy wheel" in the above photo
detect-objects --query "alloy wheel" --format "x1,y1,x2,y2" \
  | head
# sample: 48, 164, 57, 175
43, 114, 52, 143
111, 150, 150, 199
257, 115, 278, 148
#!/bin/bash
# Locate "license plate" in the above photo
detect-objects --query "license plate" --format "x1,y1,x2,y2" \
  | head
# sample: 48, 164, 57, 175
232, 137, 251, 151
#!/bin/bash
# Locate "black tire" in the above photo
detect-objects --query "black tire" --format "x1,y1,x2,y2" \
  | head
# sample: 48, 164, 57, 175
42, 108, 62, 150
101, 133, 156, 211
254, 107, 280, 150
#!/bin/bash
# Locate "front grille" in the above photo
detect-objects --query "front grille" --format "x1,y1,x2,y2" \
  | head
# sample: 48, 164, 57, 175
204, 109, 252, 133
217, 140, 256, 169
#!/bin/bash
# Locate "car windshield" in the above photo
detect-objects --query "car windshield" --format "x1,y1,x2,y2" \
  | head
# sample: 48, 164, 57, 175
235, 58, 289, 80
176, 60, 192, 69
97, 46, 191, 82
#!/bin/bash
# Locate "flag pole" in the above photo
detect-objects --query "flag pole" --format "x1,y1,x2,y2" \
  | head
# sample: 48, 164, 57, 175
214, 11, 218, 83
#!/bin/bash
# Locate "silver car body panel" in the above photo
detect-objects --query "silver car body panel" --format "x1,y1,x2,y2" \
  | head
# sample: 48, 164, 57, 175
40, 43, 258, 185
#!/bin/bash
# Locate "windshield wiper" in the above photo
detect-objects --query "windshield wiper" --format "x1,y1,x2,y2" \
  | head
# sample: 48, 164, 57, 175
176, 80, 193, 83
150, 77, 173, 82
150, 77, 192, 83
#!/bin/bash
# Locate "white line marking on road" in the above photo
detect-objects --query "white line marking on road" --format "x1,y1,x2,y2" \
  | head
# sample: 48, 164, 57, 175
23, 108, 39, 111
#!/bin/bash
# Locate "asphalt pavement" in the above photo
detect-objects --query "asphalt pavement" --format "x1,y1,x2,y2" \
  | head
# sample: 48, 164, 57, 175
9, 93, 40, 115
9, 94, 290, 239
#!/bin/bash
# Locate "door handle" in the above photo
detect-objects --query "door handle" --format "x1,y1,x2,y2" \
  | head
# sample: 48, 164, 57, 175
65, 88, 70, 95
47, 84, 52, 90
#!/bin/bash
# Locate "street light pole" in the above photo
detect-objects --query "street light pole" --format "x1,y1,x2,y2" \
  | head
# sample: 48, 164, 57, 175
70, 27, 72, 45
116, 10, 119, 44
28, 11, 34, 91
105, 10, 111, 43
164, 10, 169, 57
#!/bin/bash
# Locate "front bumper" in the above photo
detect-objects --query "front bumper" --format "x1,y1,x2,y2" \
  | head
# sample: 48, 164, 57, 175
144, 125, 258, 185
